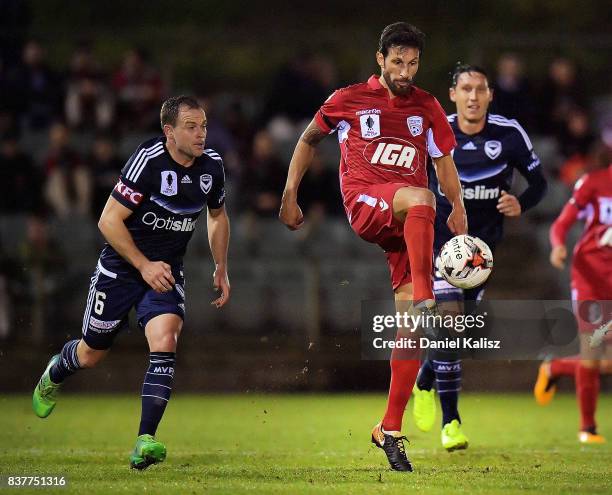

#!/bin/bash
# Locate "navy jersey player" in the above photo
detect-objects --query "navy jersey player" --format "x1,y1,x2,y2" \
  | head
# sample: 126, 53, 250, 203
411, 65, 547, 450
32, 96, 231, 469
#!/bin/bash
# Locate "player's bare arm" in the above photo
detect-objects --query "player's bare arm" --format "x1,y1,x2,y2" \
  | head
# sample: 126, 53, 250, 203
433, 154, 468, 234
207, 205, 230, 308
279, 119, 327, 230
98, 196, 175, 293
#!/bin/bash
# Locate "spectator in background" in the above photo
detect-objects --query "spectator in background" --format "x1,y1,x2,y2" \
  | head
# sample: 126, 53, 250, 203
299, 155, 342, 218
198, 95, 240, 177
9, 40, 62, 131
263, 52, 337, 141
112, 48, 164, 132
88, 133, 122, 217
560, 138, 611, 190
64, 43, 114, 131
539, 57, 585, 136
43, 122, 91, 218
240, 130, 286, 217
490, 53, 536, 132
0, 130, 45, 215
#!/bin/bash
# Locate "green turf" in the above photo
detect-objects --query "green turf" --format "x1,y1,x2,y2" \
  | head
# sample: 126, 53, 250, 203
0, 393, 610, 494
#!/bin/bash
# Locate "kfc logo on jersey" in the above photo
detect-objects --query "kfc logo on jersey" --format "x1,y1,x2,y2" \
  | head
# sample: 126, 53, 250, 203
364, 137, 419, 175
360, 114, 380, 139
114, 180, 143, 205
200, 174, 213, 194
161, 171, 178, 196
484, 140, 502, 160
407, 116, 423, 136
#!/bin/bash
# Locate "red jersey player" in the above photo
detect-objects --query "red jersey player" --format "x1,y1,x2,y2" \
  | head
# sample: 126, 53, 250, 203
534, 163, 612, 443
279, 22, 467, 471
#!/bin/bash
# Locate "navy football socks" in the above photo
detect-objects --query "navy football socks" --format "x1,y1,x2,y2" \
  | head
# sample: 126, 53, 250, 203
433, 359, 462, 426
416, 359, 435, 391
138, 352, 176, 436
49, 339, 82, 383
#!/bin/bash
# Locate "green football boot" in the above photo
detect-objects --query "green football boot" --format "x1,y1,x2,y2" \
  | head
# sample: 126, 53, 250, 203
32, 354, 61, 418
129, 434, 167, 470
441, 419, 469, 452
412, 383, 436, 432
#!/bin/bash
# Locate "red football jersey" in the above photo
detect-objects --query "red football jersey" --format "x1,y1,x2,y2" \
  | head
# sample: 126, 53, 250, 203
551, 165, 612, 298
314, 75, 456, 197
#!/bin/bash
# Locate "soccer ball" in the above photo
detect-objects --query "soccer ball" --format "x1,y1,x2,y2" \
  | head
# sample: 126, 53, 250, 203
436, 235, 493, 289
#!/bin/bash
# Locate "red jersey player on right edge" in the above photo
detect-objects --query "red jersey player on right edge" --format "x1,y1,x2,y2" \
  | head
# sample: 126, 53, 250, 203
534, 163, 612, 444
279, 22, 467, 472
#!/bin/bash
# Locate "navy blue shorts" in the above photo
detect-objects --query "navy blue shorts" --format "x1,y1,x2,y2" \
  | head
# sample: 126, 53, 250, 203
81, 260, 186, 350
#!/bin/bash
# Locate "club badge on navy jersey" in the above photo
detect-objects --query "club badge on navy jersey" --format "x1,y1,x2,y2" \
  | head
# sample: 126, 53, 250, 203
360, 114, 380, 139
200, 174, 213, 194
407, 116, 423, 136
484, 140, 502, 160
161, 171, 178, 196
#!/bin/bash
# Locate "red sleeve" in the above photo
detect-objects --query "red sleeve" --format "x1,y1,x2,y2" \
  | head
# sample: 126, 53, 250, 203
314, 90, 347, 134
570, 174, 592, 210
550, 201, 580, 247
426, 97, 456, 158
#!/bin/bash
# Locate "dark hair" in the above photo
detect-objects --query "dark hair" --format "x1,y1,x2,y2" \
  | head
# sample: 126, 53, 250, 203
451, 63, 489, 87
378, 22, 425, 57
160, 95, 203, 129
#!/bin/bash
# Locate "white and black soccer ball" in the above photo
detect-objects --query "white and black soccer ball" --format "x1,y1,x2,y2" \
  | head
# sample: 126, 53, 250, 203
436, 235, 493, 289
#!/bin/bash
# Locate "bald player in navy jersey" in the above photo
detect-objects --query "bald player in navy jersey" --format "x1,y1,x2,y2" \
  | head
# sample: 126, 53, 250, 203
33, 96, 231, 470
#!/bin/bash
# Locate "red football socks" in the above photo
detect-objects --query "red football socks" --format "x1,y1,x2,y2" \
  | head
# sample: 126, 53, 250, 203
550, 356, 580, 378
403, 205, 435, 302
382, 348, 420, 432
576, 364, 599, 431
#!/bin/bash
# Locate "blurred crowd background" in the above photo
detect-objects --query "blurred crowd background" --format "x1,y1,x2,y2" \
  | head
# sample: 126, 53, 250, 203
1, 0, 611, 391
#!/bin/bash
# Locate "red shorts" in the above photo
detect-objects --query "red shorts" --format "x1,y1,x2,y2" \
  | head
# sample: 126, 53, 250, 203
343, 183, 412, 290
571, 286, 612, 334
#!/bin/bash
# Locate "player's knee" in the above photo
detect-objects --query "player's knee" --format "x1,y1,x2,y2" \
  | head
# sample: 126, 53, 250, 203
150, 334, 178, 352
599, 360, 612, 374
580, 359, 599, 369
393, 187, 435, 215
77, 340, 107, 368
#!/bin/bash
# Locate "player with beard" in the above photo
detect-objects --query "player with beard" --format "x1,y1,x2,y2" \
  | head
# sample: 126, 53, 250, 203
280, 22, 467, 472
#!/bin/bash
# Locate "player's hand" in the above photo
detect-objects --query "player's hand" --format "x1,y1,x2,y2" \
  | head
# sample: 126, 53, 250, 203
279, 192, 304, 230
139, 261, 175, 293
447, 203, 468, 235
211, 264, 230, 308
497, 190, 521, 217
550, 245, 567, 270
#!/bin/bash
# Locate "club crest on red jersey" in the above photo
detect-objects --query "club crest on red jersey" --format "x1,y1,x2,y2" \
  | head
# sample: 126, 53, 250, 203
407, 116, 423, 136
360, 114, 380, 139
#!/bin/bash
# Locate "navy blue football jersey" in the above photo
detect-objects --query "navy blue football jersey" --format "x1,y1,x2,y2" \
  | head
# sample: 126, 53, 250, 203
99, 137, 225, 276
430, 113, 546, 251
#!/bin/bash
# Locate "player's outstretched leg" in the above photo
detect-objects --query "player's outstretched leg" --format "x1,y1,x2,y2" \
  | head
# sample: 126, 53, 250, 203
33, 339, 85, 418
375, 346, 419, 472
434, 359, 468, 451
412, 361, 436, 432
576, 362, 605, 444
130, 351, 176, 469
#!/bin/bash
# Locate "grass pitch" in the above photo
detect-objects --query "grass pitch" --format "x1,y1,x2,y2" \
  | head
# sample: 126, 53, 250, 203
0, 393, 610, 494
